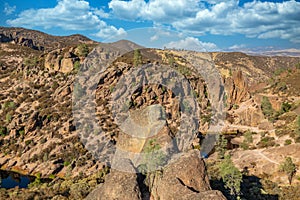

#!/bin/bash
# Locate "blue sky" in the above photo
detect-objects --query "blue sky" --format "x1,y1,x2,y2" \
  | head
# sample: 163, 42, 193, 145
1, 0, 300, 51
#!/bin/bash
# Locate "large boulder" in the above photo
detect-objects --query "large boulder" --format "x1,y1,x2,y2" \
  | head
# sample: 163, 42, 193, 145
149, 150, 226, 200
85, 150, 226, 200
85, 159, 142, 200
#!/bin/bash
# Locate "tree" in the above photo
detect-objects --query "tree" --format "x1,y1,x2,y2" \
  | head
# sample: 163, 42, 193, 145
218, 155, 243, 197
77, 44, 89, 57
280, 102, 292, 113
261, 96, 274, 121
216, 135, 227, 159
280, 157, 297, 185
133, 49, 142, 67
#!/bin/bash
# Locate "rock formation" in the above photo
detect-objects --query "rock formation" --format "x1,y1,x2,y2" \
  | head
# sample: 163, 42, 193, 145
225, 70, 251, 107
86, 150, 226, 200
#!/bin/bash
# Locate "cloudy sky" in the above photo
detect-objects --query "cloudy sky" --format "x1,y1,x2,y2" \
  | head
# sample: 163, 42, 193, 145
1, 0, 300, 51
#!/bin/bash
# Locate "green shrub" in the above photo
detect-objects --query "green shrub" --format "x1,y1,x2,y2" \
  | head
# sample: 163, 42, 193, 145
233, 104, 239, 109
24, 56, 38, 67
284, 139, 292, 146
244, 130, 253, 143
261, 96, 275, 121
274, 68, 285, 76
74, 61, 81, 71
64, 161, 71, 166
177, 64, 192, 76
49, 174, 55, 179
25, 140, 32, 146
277, 82, 287, 92
2, 101, 15, 110
19, 130, 25, 135
5, 113, 12, 123
52, 81, 59, 90
0, 126, 7, 136
240, 142, 249, 150
77, 44, 89, 57
28, 173, 41, 188
8, 101, 15, 109
69, 182, 90, 199
280, 102, 292, 114
168, 56, 175, 66
258, 136, 276, 148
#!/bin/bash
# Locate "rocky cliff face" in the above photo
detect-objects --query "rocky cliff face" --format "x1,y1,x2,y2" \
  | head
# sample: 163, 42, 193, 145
225, 70, 251, 107
44, 47, 81, 73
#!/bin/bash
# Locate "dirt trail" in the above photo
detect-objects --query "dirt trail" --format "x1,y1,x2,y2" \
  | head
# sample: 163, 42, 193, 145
226, 123, 275, 133
253, 150, 280, 165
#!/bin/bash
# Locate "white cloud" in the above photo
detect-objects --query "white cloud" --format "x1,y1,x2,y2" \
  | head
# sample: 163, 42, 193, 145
150, 30, 171, 41
164, 37, 219, 52
109, 0, 199, 22
109, 0, 146, 20
228, 44, 246, 51
6, 0, 125, 39
93, 21, 127, 38
4, 3, 16, 15
108, 0, 300, 43
93, 8, 110, 18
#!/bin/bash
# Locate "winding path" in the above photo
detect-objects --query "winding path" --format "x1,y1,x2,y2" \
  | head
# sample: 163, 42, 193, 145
253, 150, 280, 165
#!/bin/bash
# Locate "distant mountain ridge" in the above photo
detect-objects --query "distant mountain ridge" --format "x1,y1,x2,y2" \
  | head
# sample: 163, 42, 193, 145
246, 48, 300, 57
0, 27, 98, 51
226, 48, 300, 57
110, 39, 144, 52
0, 27, 145, 54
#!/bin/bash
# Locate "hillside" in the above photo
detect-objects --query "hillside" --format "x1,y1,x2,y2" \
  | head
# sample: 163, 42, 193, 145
0, 27, 300, 199
0, 27, 98, 51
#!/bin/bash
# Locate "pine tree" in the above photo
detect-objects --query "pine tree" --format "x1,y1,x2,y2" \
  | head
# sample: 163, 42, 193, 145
218, 155, 243, 197
216, 135, 227, 159
133, 49, 142, 67
261, 96, 274, 121
280, 157, 297, 185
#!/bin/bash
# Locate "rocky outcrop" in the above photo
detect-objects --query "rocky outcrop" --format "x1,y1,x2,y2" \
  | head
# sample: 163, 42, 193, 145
45, 48, 80, 73
86, 150, 226, 200
85, 159, 142, 200
228, 99, 266, 127
225, 70, 251, 108
149, 150, 226, 200
0, 32, 41, 50
13, 36, 39, 50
